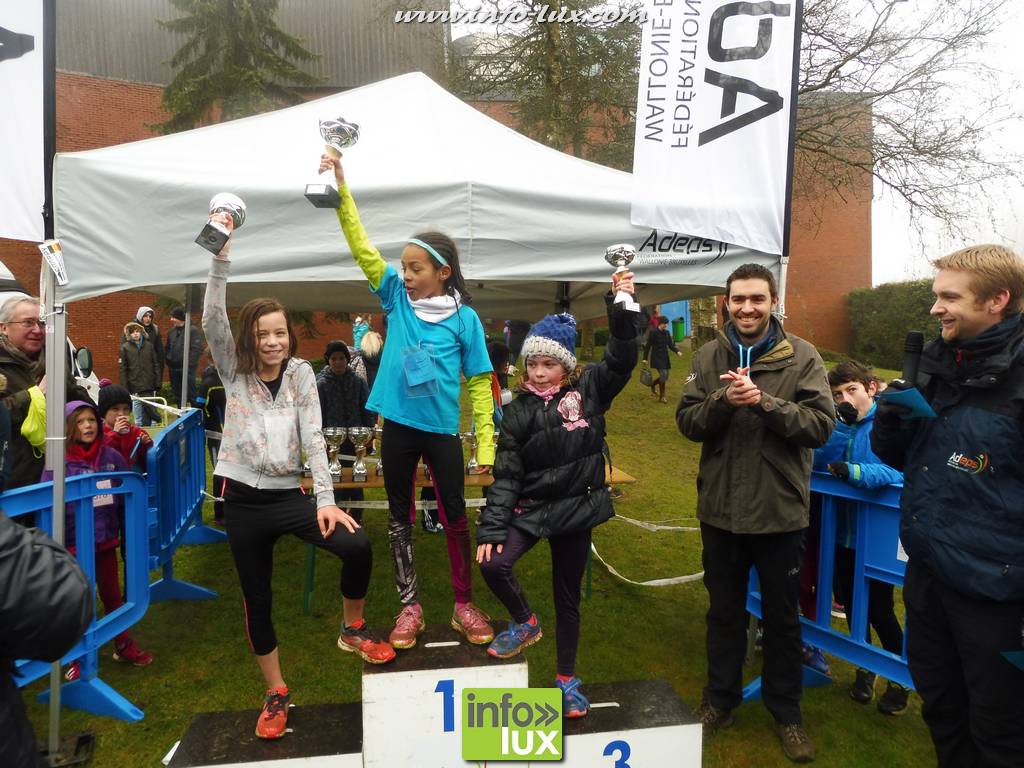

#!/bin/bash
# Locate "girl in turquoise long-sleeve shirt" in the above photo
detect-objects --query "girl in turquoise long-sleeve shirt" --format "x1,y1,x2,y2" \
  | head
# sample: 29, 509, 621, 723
321, 152, 497, 651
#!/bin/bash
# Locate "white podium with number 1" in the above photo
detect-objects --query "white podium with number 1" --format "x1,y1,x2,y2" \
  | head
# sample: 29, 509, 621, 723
361, 627, 529, 767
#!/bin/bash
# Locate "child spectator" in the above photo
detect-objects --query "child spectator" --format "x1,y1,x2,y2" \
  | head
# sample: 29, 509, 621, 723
814, 360, 908, 715
476, 268, 638, 719
359, 330, 384, 393
196, 364, 226, 524
97, 384, 153, 473
317, 340, 374, 523
118, 322, 161, 427
134, 306, 165, 382
45, 400, 154, 681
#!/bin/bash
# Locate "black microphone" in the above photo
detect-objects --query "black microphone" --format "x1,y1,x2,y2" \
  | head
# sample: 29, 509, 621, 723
901, 331, 924, 388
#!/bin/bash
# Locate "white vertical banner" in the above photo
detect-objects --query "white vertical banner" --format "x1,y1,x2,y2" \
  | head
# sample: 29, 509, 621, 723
0, 2, 45, 242
631, 0, 801, 256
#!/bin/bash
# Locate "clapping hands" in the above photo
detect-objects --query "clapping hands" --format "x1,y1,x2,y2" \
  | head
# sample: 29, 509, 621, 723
720, 366, 761, 407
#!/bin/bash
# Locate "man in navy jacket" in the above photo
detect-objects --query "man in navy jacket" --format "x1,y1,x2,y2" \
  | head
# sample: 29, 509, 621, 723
872, 244, 1024, 768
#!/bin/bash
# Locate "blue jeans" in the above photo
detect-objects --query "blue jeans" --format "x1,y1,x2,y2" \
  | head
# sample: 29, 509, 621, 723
131, 391, 157, 426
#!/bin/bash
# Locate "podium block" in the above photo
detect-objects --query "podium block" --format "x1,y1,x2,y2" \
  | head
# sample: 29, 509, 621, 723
167, 702, 362, 767
559, 680, 701, 767
361, 625, 528, 768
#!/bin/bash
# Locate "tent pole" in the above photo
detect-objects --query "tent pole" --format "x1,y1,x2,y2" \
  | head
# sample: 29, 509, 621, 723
556, 281, 570, 313
180, 285, 193, 408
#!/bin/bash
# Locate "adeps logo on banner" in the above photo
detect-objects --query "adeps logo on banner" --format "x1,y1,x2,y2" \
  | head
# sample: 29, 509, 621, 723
462, 688, 562, 761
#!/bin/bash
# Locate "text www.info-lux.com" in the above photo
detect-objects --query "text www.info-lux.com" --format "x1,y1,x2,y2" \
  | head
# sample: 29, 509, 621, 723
395, 5, 648, 25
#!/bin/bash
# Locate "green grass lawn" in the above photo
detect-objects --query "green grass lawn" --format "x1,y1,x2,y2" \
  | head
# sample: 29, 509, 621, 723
24, 347, 934, 767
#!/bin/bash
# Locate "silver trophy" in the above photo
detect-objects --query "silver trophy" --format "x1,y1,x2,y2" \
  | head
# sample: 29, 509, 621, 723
604, 243, 640, 312
348, 427, 373, 482
461, 431, 479, 475
373, 424, 384, 476
306, 117, 360, 209
323, 427, 348, 478
195, 193, 246, 254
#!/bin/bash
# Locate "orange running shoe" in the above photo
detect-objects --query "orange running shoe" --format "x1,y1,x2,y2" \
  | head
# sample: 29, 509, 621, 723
255, 687, 291, 739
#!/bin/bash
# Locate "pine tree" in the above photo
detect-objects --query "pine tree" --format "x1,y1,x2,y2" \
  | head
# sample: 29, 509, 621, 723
157, 0, 322, 134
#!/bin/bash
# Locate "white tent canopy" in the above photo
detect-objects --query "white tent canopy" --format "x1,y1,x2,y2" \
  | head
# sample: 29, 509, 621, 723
54, 72, 776, 319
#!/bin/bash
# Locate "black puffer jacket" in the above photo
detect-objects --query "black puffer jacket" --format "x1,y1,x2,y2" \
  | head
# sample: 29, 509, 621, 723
1, 512, 93, 768
317, 368, 374, 429
477, 296, 637, 543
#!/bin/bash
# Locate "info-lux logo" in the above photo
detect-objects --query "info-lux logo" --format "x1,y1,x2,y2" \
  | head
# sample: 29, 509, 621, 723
462, 688, 562, 761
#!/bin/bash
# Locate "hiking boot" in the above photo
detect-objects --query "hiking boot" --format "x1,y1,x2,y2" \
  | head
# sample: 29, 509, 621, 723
112, 637, 154, 667
555, 676, 590, 719
451, 603, 494, 645
775, 722, 816, 763
801, 643, 831, 677
877, 681, 910, 716
389, 604, 426, 649
849, 668, 876, 704
697, 695, 735, 741
487, 617, 542, 659
64, 661, 81, 682
338, 622, 396, 664
255, 687, 291, 739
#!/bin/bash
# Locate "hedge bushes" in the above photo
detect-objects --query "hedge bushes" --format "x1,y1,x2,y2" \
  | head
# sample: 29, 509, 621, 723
848, 279, 938, 369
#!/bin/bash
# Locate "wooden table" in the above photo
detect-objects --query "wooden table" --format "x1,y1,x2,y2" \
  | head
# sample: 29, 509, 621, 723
300, 466, 636, 490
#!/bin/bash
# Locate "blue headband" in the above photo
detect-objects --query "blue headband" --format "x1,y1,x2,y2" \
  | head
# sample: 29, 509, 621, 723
408, 238, 449, 268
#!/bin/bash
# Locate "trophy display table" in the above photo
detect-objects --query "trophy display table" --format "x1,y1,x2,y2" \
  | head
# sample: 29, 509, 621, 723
167, 627, 701, 767
299, 466, 636, 491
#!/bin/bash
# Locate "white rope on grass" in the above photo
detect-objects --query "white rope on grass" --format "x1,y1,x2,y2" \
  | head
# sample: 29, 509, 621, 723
613, 514, 700, 532
590, 542, 705, 587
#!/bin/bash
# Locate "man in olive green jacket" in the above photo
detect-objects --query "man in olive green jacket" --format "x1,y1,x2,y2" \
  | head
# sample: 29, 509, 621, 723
677, 264, 834, 764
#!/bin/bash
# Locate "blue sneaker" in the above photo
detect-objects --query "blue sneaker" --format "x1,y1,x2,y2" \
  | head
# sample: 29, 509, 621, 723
801, 643, 831, 677
486, 617, 542, 659
555, 676, 590, 719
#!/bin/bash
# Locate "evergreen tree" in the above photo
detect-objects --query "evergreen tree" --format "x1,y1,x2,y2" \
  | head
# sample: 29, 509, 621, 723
157, 0, 322, 134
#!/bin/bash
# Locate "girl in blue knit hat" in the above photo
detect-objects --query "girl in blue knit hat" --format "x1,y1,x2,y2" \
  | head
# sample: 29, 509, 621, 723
321, 153, 498, 650
475, 269, 638, 719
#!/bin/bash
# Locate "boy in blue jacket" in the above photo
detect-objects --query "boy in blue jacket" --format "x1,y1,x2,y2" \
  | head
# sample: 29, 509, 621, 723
814, 360, 908, 715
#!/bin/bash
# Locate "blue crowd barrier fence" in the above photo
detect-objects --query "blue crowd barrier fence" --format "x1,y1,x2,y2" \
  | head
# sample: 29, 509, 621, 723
147, 408, 225, 603
6, 472, 151, 721
743, 471, 912, 701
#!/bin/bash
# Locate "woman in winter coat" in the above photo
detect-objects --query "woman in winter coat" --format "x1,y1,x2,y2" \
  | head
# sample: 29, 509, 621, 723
643, 315, 682, 403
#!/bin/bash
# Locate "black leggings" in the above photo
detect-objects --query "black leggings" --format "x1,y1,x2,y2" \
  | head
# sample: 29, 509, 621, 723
224, 479, 372, 656
479, 526, 592, 676
382, 419, 472, 605
833, 545, 904, 655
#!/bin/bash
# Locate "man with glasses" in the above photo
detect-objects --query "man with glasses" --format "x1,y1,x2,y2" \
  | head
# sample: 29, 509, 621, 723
0, 296, 93, 489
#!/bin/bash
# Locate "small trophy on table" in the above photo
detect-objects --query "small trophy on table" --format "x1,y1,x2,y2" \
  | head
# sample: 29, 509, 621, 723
305, 117, 360, 209
195, 193, 246, 254
373, 424, 384, 476
348, 427, 373, 482
323, 427, 347, 479
604, 243, 640, 312
460, 432, 479, 475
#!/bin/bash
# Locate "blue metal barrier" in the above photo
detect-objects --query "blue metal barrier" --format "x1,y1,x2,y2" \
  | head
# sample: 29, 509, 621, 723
743, 471, 911, 701
147, 409, 224, 603
5, 472, 150, 721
